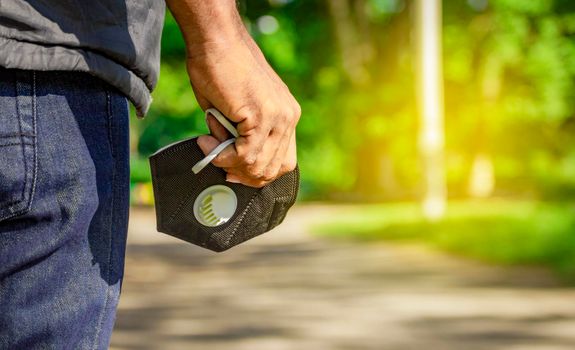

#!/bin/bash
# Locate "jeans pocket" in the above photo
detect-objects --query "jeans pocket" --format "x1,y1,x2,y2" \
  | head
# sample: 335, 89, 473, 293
0, 71, 37, 222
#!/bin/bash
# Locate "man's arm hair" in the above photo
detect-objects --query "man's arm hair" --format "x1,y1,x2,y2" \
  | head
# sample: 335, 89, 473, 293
165, 0, 244, 52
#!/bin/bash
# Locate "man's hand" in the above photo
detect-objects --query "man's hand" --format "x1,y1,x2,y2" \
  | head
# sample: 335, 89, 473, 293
166, 0, 300, 188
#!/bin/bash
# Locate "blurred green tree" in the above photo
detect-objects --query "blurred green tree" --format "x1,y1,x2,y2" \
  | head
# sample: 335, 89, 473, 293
131, 0, 575, 202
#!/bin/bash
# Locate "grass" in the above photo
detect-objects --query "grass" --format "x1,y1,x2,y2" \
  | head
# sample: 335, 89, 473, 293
314, 200, 575, 282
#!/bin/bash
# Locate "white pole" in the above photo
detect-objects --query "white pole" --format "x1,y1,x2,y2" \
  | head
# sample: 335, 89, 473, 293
416, 0, 446, 220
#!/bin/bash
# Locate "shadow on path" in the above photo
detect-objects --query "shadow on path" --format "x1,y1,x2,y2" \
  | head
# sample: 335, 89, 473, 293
111, 205, 575, 350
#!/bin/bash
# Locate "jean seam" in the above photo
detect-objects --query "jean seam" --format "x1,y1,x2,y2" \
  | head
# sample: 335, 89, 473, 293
91, 96, 117, 350
0, 133, 35, 139
0, 142, 33, 148
16, 77, 27, 205
29, 71, 38, 216
106, 90, 116, 158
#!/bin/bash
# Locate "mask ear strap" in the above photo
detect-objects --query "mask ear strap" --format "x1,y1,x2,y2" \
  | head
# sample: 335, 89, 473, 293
192, 108, 239, 174
192, 138, 235, 174
205, 108, 240, 137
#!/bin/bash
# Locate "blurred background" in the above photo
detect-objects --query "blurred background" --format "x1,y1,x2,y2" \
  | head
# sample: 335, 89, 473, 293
112, 0, 575, 349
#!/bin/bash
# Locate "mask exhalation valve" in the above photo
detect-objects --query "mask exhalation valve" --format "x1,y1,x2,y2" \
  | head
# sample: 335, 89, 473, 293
193, 185, 238, 227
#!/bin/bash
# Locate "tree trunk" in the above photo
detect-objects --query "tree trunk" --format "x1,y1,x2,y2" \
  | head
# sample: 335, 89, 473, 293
326, 0, 369, 86
415, 0, 447, 220
468, 56, 500, 198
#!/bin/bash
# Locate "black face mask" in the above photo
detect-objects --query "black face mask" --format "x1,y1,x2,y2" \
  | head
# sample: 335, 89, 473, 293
149, 109, 300, 252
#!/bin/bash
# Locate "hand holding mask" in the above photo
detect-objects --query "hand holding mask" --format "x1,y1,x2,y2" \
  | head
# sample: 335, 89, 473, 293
149, 109, 300, 252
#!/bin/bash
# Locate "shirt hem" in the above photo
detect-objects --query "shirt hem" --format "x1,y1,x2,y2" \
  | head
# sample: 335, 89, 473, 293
0, 36, 151, 118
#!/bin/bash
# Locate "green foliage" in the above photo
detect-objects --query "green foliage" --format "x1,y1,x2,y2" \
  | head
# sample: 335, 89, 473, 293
130, 156, 152, 183
315, 200, 575, 282
443, 0, 575, 198
131, 0, 575, 201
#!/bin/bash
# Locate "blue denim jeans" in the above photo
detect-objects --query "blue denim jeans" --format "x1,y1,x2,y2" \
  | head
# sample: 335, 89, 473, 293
0, 68, 130, 349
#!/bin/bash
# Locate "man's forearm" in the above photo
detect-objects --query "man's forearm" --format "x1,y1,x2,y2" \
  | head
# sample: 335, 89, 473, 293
166, 0, 300, 188
166, 0, 245, 51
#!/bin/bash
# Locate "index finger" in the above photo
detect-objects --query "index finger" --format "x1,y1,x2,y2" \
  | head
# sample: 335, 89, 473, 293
196, 135, 241, 168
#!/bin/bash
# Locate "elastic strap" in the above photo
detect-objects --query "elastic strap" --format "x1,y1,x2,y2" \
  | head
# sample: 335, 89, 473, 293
192, 108, 239, 174
205, 108, 240, 137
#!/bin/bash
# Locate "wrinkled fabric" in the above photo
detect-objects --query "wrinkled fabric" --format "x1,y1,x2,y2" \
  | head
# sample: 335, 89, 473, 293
0, 68, 131, 349
0, 1, 165, 117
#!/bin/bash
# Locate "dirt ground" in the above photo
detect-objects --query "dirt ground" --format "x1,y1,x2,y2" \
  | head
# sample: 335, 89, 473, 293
110, 205, 575, 350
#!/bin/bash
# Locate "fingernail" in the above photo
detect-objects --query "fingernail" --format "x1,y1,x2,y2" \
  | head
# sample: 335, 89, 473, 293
226, 175, 241, 184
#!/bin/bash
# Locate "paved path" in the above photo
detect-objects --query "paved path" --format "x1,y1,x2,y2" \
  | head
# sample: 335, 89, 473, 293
111, 205, 575, 350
